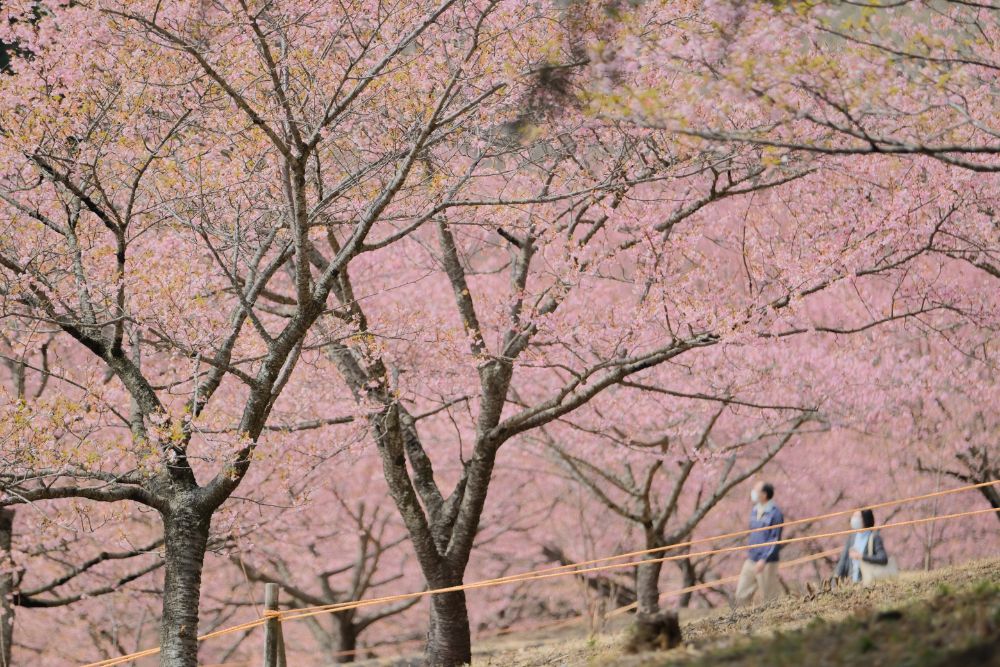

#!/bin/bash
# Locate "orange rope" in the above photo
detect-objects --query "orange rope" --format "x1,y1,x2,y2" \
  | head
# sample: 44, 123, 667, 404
79, 479, 999, 667
275, 505, 1000, 623
490, 547, 841, 637
274, 478, 1000, 619
317, 547, 841, 661
79, 617, 271, 667
606, 547, 842, 618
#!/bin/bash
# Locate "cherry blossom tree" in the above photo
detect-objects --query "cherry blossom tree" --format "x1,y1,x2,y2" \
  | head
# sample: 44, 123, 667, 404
877, 329, 1000, 521
537, 400, 822, 616
213, 2, 996, 661
220, 455, 422, 664
0, 1, 593, 664
1, 3, 997, 667
0, 332, 174, 667
583, 0, 1000, 553
300, 71, 966, 667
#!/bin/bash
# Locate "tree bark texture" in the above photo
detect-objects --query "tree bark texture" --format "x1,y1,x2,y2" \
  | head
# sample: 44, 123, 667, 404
334, 615, 358, 664
635, 555, 664, 617
423, 577, 472, 667
677, 557, 697, 608
158, 502, 210, 667
0, 509, 14, 667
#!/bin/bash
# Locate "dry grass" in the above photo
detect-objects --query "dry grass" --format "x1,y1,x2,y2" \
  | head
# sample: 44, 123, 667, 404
463, 557, 1000, 667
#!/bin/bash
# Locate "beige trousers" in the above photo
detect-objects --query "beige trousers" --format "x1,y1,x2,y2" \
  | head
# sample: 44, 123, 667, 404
735, 559, 780, 606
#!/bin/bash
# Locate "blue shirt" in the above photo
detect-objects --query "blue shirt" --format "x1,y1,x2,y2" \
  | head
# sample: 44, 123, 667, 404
850, 531, 871, 582
747, 502, 784, 562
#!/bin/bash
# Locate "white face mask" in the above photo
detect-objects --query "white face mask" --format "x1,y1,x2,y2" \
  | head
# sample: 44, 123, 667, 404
850, 515, 864, 530
750, 489, 760, 504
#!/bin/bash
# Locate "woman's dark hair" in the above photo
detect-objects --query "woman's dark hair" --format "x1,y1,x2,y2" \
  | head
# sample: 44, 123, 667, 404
761, 483, 775, 500
860, 509, 876, 529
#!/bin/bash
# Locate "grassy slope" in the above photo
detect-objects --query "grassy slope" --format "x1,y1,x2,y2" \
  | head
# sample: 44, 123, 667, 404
654, 572, 1000, 667
468, 558, 1000, 667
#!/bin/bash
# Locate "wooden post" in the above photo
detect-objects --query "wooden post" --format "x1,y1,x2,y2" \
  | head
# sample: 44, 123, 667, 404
263, 583, 287, 667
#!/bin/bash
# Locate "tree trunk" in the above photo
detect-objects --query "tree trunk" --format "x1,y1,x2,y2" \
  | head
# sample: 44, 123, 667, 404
159, 503, 210, 667
0, 509, 14, 667
635, 556, 664, 616
677, 557, 696, 608
623, 610, 682, 653
334, 616, 358, 664
979, 481, 1000, 519
424, 579, 471, 667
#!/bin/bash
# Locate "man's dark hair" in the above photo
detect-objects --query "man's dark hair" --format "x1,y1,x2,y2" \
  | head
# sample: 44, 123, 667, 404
761, 483, 775, 500
860, 509, 876, 529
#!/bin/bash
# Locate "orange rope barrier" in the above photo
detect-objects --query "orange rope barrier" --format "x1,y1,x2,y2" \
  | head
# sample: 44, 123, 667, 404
605, 547, 842, 618
275, 505, 1000, 623
79, 617, 272, 667
79, 479, 999, 667
322, 547, 842, 661
272, 478, 1000, 620
489, 547, 841, 639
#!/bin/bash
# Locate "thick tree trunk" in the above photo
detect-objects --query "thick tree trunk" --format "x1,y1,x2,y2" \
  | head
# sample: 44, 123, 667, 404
635, 556, 664, 616
334, 616, 358, 664
424, 580, 472, 667
159, 503, 210, 667
0, 509, 14, 667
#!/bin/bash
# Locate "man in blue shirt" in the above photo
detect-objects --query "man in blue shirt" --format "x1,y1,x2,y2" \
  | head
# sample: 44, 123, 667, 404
735, 481, 784, 606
